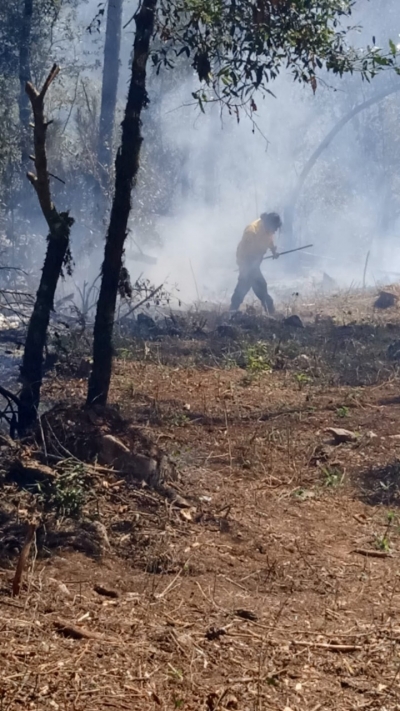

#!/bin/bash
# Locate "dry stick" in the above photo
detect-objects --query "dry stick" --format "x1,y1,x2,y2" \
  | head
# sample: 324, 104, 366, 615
53, 619, 119, 644
28, 153, 65, 183
291, 641, 362, 652
0, 384, 21, 409
363, 250, 370, 289
224, 406, 233, 472
12, 523, 37, 597
351, 548, 392, 559
117, 283, 163, 322
153, 558, 190, 600
189, 260, 200, 304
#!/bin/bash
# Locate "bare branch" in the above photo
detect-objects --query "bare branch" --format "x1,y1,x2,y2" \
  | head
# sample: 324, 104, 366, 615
25, 64, 61, 221
39, 63, 60, 100
0, 384, 21, 409
118, 283, 163, 322
27, 172, 37, 186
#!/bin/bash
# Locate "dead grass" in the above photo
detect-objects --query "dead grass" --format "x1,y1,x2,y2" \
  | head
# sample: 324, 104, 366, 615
2, 289, 400, 709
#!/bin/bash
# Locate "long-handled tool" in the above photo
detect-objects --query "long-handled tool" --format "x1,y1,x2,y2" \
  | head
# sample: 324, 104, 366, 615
262, 243, 313, 261
234, 243, 314, 272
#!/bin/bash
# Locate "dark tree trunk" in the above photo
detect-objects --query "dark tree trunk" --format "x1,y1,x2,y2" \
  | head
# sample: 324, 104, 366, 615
18, 0, 33, 166
283, 84, 400, 250
19, 214, 73, 433
19, 66, 74, 434
87, 0, 157, 407
97, 0, 123, 194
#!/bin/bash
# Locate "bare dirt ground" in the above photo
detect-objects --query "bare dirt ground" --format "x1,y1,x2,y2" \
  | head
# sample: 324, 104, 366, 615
2, 288, 400, 710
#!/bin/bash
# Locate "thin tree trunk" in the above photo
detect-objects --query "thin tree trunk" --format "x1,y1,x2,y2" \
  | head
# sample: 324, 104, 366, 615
18, 0, 33, 166
204, 101, 218, 206
283, 84, 400, 249
87, 0, 157, 407
19, 222, 73, 432
19, 65, 74, 434
97, 0, 124, 191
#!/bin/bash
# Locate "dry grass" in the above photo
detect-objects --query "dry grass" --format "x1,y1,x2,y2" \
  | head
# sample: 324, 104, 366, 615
2, 289, 400, 709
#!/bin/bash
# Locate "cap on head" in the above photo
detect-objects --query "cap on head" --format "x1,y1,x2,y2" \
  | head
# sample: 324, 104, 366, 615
261, 212, 282, 232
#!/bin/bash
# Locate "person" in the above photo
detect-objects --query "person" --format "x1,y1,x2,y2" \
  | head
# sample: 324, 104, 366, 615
230, 212, 282, 314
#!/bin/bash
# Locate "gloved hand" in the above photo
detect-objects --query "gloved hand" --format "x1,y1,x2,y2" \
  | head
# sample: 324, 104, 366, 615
272, 249, 279, 260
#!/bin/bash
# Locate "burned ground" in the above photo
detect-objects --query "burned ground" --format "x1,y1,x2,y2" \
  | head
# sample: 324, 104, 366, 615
2, 289, 400, 710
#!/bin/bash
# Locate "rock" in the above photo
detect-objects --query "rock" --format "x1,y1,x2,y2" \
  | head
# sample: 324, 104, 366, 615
283, 314, 304, 328
98, 433, 162, 488
76, 520, 111, 555
325, 427, 358, 444
98, 432, 185, 507
88, 521, 110, 550
180, 508, 194, 521
374, 291, 397, 309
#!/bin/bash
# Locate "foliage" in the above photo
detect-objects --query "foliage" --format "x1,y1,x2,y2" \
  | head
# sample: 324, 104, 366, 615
321, 465, 344, 487
336, 405, 349, 418
244, 341, 272, 374
155, 0, 400, 110
0, 0, 97, 275
295, 371, 312, 389
37, 461, 88, 518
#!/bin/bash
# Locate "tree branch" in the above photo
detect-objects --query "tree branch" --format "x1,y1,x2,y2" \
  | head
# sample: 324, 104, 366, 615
39, 63, 60, 100
0, 384, 20, 409
25, 64, 61, 222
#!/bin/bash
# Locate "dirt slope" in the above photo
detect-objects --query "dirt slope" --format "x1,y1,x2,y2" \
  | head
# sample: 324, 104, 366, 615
2, 300, 400, 710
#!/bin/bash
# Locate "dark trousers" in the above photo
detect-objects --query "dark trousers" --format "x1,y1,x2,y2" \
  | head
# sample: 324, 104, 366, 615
230, 262, 275, 314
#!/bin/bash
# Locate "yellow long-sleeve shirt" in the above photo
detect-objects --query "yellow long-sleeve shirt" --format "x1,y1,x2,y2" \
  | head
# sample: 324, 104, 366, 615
236, 219, 276, 268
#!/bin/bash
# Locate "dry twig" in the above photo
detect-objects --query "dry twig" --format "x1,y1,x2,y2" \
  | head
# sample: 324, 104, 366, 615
12, 523, 37, 597
351, 548, 392, 559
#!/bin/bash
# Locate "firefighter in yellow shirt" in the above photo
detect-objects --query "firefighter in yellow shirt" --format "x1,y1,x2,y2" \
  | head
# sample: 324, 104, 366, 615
230, 212, 281, 314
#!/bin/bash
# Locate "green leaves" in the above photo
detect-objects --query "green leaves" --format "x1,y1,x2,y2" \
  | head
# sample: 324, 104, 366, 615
153, 0, 399, 111
389, 38, 397, 56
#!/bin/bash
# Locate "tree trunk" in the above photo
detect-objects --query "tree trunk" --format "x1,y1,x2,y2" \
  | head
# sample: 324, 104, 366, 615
283, 84, 400, 250
19, 213, 74, 433
19, 65, 75, 434
18, 0, 33, 166
204, 102, 219, 206
97, 0, 124, 191
87, 0, 157, 407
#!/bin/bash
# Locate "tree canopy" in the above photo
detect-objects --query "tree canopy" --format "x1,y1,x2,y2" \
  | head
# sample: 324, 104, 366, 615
155, 0, 399, 110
